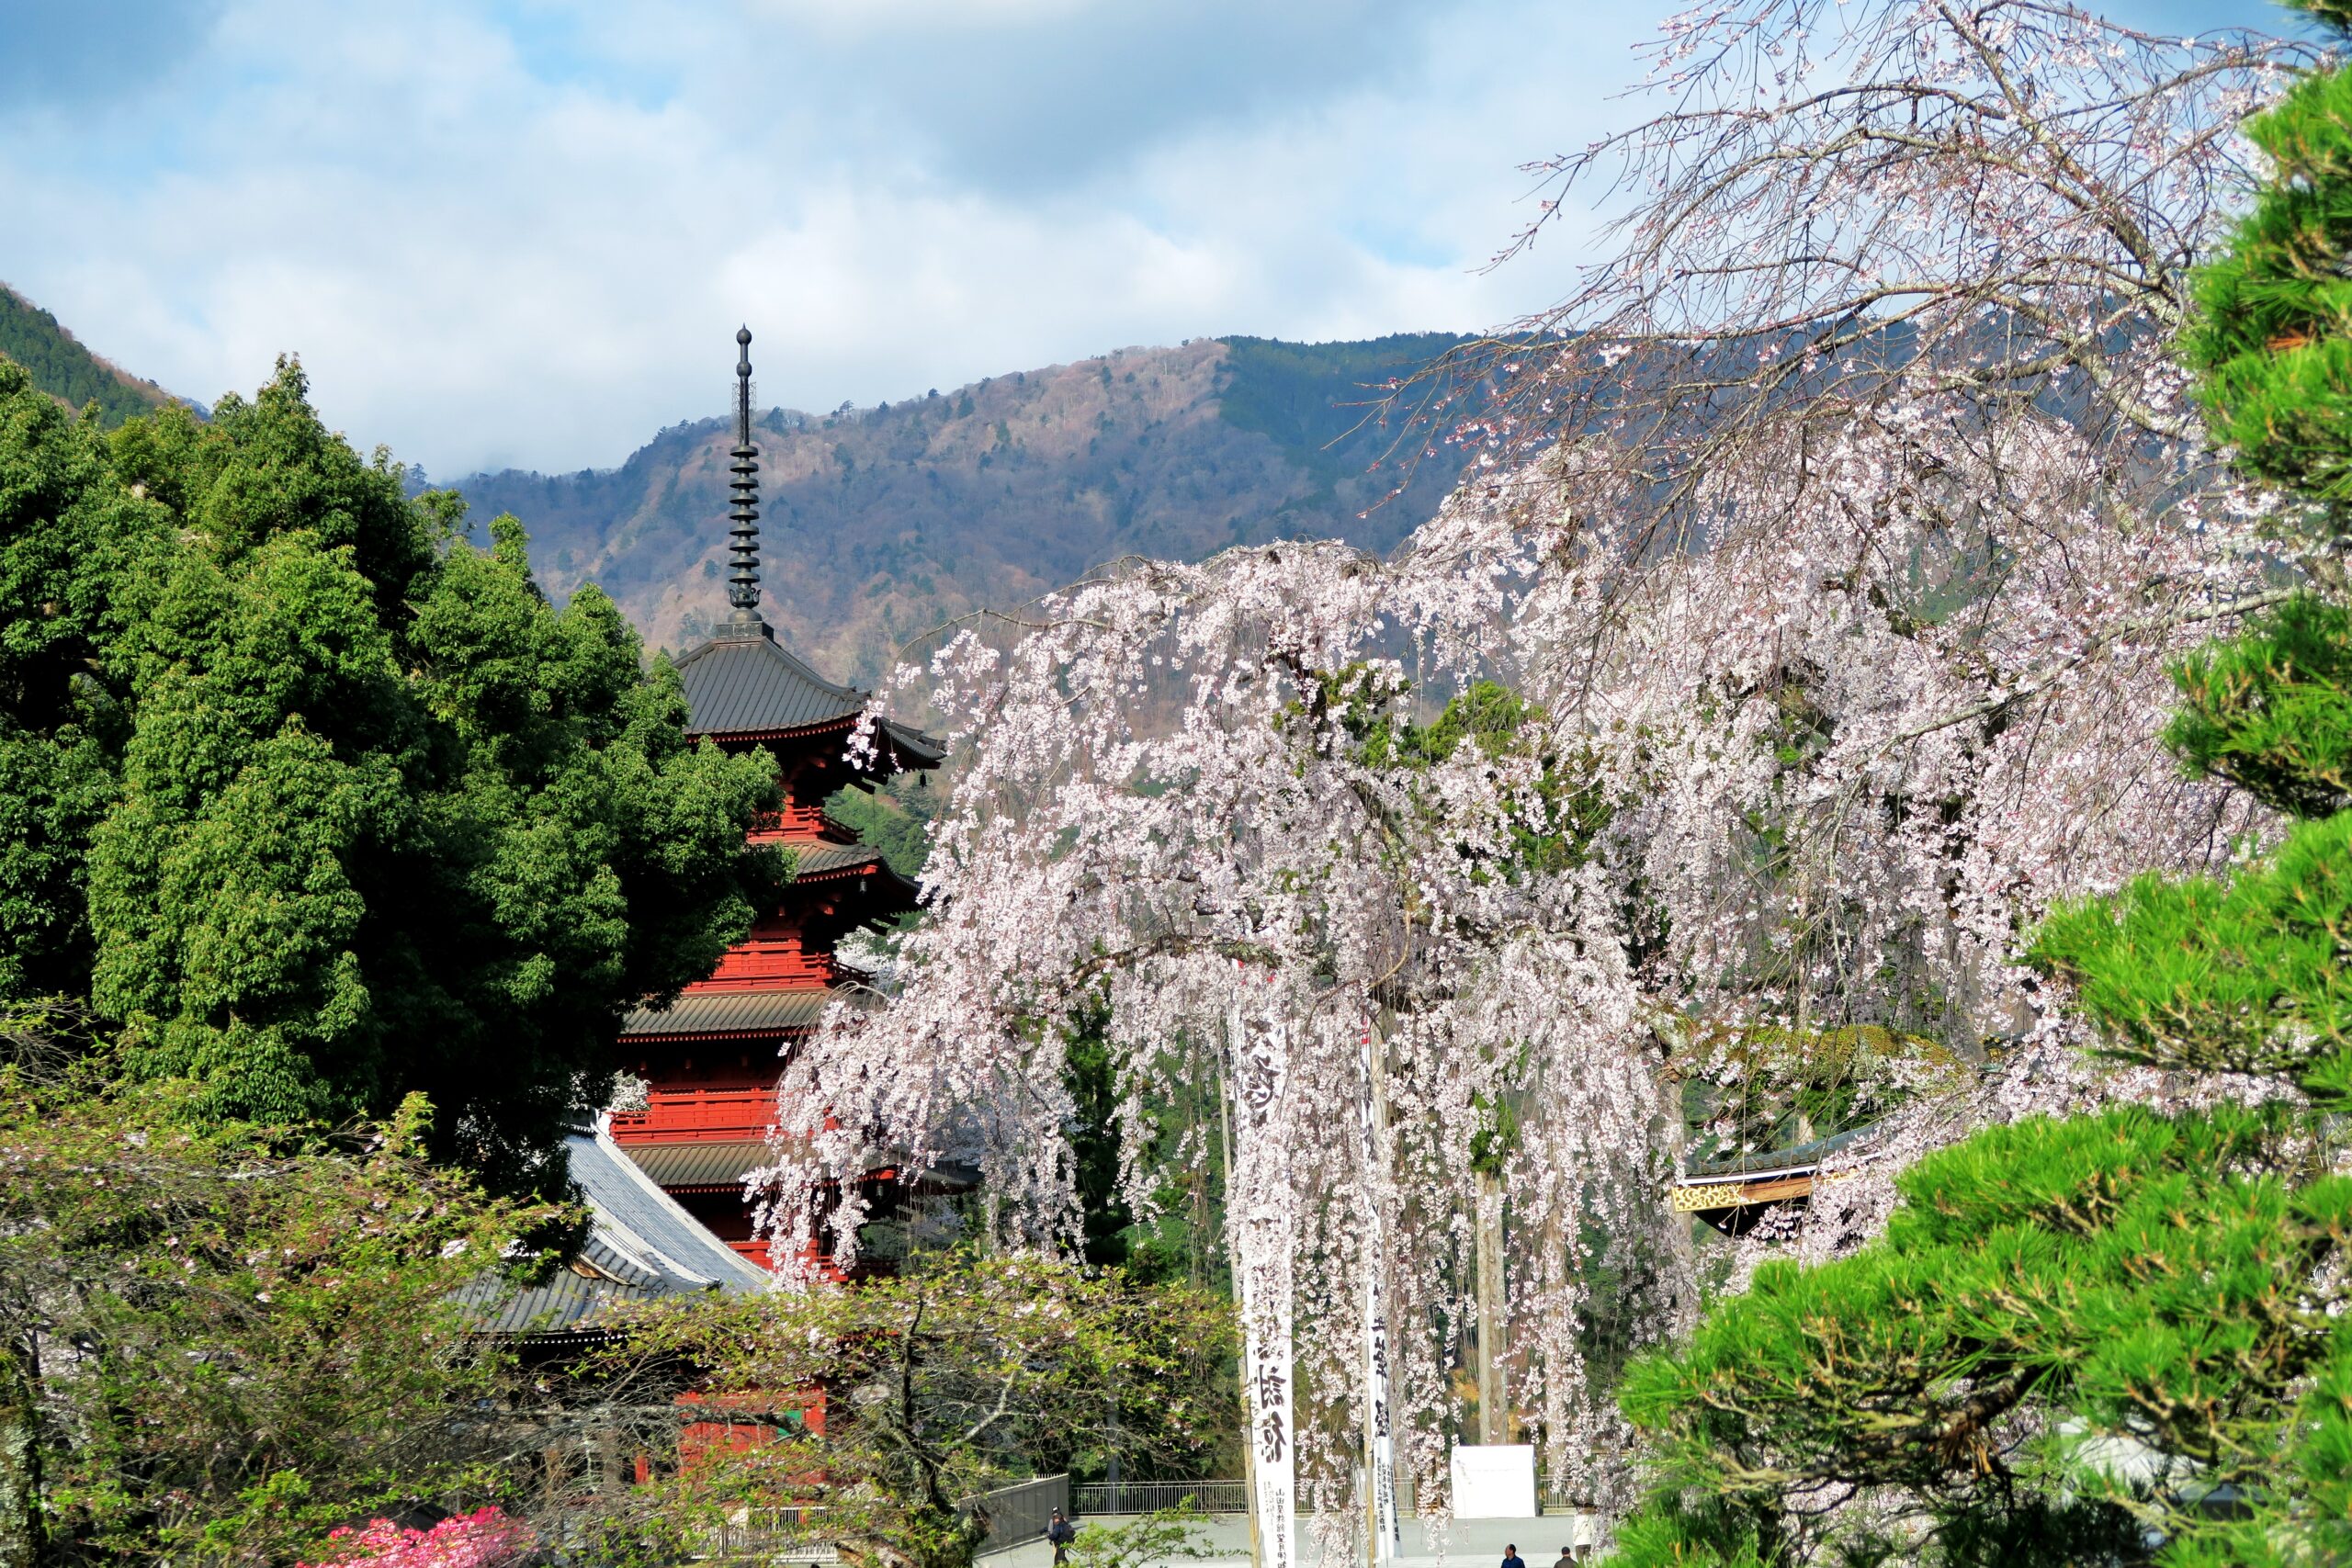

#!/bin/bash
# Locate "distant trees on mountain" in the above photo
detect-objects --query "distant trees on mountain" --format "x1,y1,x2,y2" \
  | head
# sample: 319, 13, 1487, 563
0, 285, 174, 428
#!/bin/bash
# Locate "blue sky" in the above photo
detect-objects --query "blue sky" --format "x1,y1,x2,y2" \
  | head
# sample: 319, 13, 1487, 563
0, 0, 2301, 478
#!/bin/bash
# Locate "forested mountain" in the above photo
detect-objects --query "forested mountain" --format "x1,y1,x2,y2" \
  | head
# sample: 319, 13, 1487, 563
457, 333, 1476, 682
0, 283, 181, 427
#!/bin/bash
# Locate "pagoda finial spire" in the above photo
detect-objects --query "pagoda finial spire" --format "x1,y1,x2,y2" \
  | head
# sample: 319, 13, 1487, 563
724, 325, 769, 638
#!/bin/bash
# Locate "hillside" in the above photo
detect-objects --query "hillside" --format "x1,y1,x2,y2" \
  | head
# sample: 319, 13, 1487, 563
0, 284, 181, 427
457, 333, 1476, 683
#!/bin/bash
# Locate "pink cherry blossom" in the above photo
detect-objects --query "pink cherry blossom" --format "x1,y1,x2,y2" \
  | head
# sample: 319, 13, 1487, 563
755, 0, 2317, 1532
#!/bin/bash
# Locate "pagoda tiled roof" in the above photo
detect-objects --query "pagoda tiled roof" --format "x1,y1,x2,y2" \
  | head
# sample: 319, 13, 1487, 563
623, 1138, 774, 1190
617, 1139, 984, 1197
783, 841, 921, 905
674, 631, 944, 766
460, 1117, 767, 1337
621, 988, 835, 1040
789, 841, 888, 877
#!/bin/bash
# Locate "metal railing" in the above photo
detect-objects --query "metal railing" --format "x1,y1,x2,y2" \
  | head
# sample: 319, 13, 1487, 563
691, 1475, 1069, 1562
706, 1506, 836, 1562
967, 1473, 1069, 1553
1072, 1480, 1247, 1517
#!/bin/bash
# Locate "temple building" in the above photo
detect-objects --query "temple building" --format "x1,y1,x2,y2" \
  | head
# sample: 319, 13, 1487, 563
604, 327, 943, 1273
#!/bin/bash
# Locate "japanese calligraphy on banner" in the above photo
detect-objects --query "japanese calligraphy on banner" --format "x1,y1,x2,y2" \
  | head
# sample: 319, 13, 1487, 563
1230, 989, 1294, 1568
1360, 1035, 1399, 1568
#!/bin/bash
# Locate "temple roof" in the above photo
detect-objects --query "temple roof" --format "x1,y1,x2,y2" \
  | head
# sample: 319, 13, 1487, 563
624, 1138, 775, 1190
674, 633, 944, 767
788, 841, 892, 877
622, 987, 836, 1040
462, 1117, 767, 1336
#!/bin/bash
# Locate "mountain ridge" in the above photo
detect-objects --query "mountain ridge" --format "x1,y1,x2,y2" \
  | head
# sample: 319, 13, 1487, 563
0, 283, 184, 427
456, 333, 1476, 686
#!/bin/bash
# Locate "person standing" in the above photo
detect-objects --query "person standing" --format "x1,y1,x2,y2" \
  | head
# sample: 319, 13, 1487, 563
1501, 1545, 1526, 1568
1047, 1509, 1078, 1565
1551, 1546, 1577, 1568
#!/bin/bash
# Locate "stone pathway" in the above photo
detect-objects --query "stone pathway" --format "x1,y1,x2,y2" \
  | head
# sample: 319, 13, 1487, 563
984, 1515, 1606, 1568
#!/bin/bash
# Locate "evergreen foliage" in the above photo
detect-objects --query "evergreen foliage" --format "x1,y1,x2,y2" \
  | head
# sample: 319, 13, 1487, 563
2186, 4, 2352, 503
0, 288, 172, 431
0, 357, 782, 1191
1610, 10, 2352, 1561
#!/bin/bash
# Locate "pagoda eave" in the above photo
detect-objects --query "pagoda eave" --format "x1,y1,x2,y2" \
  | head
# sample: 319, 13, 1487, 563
616, 1025, 811, 1046
693, 715, 943, 773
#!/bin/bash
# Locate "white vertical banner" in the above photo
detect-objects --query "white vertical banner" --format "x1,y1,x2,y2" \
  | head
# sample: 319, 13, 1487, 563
1231, 984, 1295, 1568
1360, 1033, 1400, 1567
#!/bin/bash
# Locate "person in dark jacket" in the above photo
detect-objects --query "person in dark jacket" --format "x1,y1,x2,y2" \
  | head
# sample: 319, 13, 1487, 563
1047, 1509, 1078, 1565
1552, 1547, 1578, 1568
1501, 1546, 1525, 1568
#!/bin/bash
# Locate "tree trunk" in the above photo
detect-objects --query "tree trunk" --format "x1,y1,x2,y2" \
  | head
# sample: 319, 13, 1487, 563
0, 1335, 40, 1568
1474, 1170, 1506, 1446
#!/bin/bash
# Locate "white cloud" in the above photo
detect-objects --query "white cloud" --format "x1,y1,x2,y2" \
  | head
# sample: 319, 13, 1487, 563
0, 0, 1790, 475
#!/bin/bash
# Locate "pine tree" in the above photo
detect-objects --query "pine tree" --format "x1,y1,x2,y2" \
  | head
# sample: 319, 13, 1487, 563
1610, 6, 2352, 1561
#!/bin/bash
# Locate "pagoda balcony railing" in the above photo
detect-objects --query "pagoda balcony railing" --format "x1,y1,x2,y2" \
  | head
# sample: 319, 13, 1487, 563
745, 804, 848, 840
609, 1088, 775, 1140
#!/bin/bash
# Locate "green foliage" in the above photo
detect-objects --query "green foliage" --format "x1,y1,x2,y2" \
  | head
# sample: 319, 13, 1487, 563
1063, 1002, 1146, 1274
0, 1007, 562, 1568
1340, 676, 1611, 879
825, 773, 939, 883
2164, 592, 2352, 818
0, 288, 170, 431
0, 361, 163, 998
1057, 1001, 1225, 1288
2031, 810, 2352, 1100
0, 356, 782, 1191
1617, 1106, 2340, 1563
1619, 665, 2352, 1560
2184, 5, 2352, 505
603, 1251, 1238, 1568
1675, 1024, 1973, 1168
1060, 1503, 1216, 1568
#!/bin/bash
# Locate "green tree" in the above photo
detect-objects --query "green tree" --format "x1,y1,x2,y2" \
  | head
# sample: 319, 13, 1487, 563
0, 359, 783, 1190
2185, 5, 2352, 510
605, 1252, 1236, 1568
0, 362, 164, 999
0, 1007, 565, 1568
1607, 6, 2352, 1560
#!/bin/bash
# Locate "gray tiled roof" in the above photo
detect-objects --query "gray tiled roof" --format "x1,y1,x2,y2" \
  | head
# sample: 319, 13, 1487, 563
622, 1138, 775, 1189
673, 634, 944, 767
676, 634, 865, 736
789, 841, 885, 877
786, 842, 921, 905
463, 1119, 768, 1337
620, 988, 835, 1039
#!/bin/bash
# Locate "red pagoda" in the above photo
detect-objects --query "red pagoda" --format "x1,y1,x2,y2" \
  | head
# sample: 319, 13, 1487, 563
606, 328, 941, 1271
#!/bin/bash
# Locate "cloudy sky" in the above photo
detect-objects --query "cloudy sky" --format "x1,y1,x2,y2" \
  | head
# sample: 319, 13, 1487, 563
0, 0, 2292, 479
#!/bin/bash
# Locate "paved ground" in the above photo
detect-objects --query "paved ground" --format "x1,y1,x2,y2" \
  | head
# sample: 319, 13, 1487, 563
984, 1515, 1608, 1568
